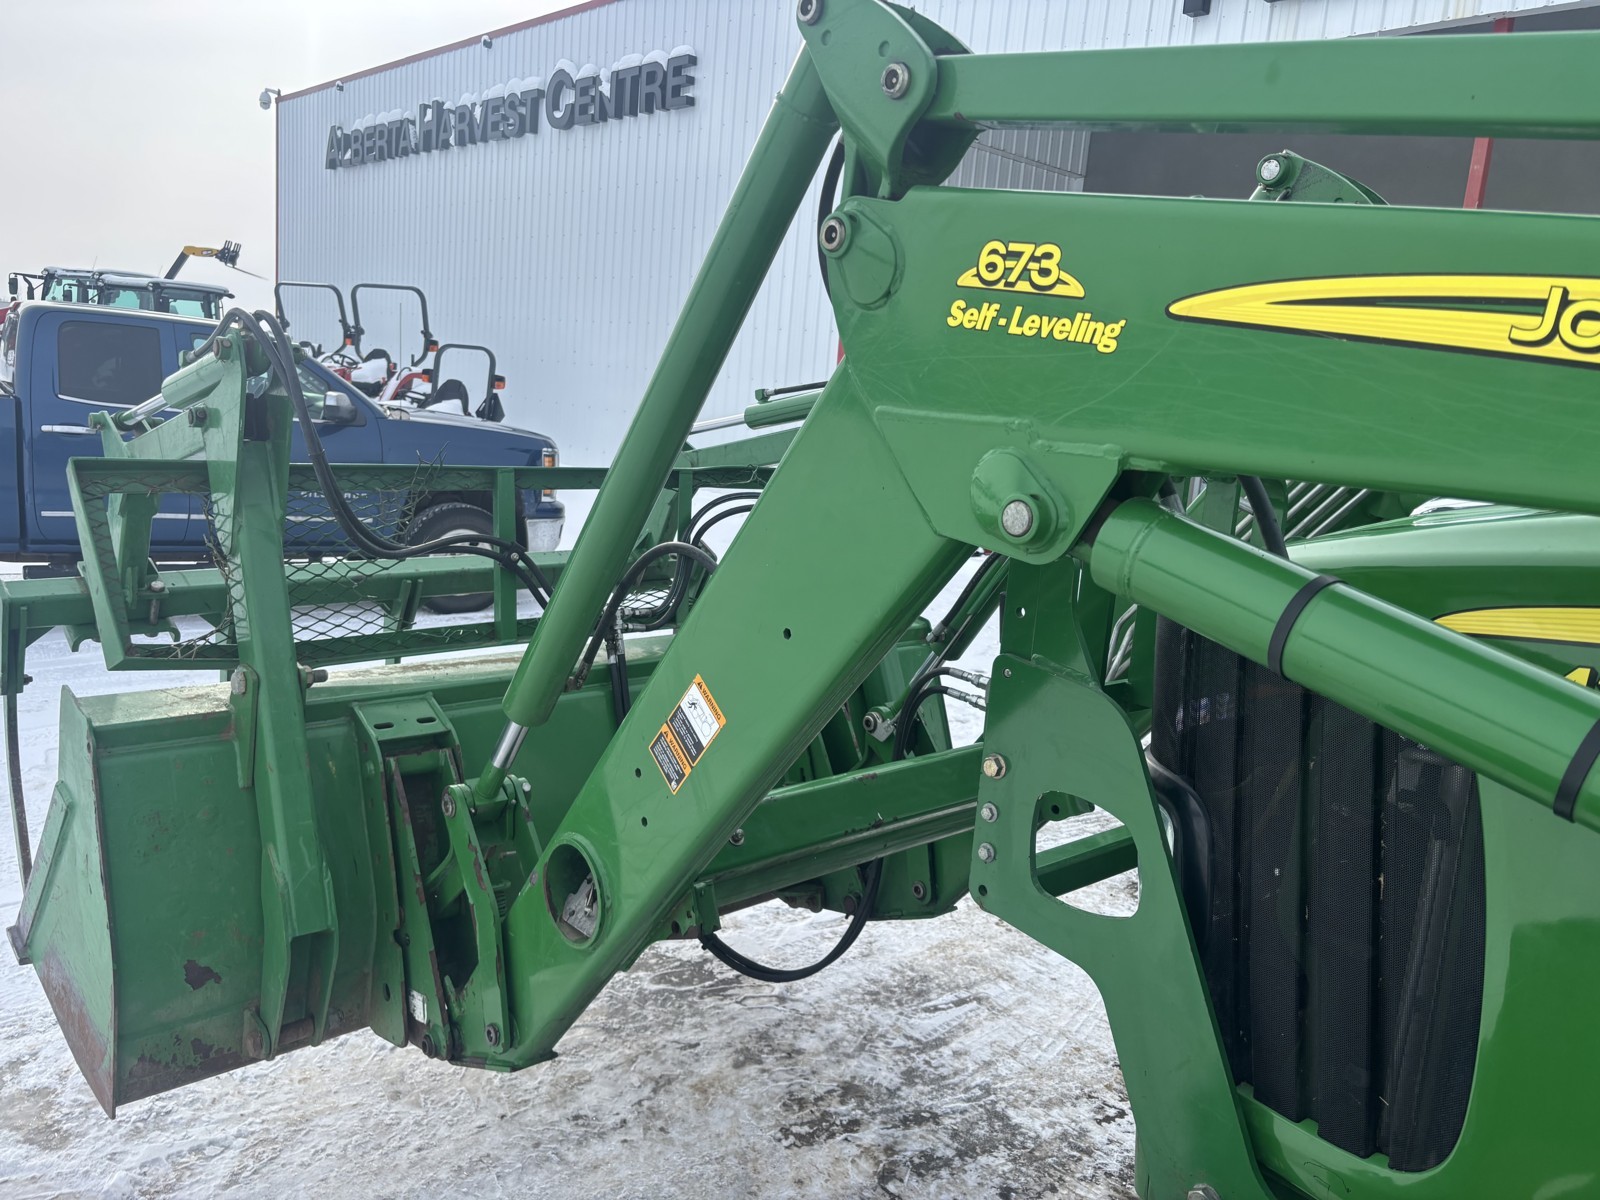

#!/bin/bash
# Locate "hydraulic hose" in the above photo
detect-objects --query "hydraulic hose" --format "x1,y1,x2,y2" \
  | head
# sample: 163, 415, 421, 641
572, 540, 719, 687
892, 683, 962, 762
636, 493, 761, 632
220, 309, 555, 605
690, 504, 755, 545
1239, 474, 1288, 558
698, 859, 884, 984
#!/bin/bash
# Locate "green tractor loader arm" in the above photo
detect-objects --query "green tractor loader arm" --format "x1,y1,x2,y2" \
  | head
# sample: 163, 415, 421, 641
11, 5, 1600, 1198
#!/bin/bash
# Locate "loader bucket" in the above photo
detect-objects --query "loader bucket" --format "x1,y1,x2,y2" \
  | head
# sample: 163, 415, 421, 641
11, 686, 376, 1114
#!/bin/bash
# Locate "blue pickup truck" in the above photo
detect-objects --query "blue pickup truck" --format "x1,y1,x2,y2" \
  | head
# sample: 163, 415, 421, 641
0, 301, 564, 604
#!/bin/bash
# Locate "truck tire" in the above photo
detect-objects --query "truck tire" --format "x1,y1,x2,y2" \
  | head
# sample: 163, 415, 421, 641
410, 501, 497, 614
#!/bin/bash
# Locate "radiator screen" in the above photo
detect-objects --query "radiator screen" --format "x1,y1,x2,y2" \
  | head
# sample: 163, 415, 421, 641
1150, 619, 1485, 1172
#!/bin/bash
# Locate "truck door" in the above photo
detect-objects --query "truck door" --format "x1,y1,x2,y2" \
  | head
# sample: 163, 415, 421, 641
28, 313, 190, 550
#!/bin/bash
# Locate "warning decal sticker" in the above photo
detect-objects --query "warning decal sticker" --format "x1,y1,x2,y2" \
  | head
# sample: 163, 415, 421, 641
650, 730, 688, 792
649, 675, 726, 793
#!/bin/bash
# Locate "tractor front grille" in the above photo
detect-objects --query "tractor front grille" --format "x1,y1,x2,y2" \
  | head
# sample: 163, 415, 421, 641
1149, 619, 1485, 1172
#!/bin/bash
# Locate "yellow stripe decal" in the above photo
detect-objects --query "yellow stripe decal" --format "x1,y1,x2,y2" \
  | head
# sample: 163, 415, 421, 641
1437, 607, 1600, 645
1168, 274, 1600, 369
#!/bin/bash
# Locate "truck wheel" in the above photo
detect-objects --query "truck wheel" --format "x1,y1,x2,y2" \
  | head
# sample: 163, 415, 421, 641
410, 502, 498, 614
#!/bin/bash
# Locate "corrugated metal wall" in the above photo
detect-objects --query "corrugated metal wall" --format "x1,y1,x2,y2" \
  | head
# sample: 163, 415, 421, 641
277, 0, 1589, 483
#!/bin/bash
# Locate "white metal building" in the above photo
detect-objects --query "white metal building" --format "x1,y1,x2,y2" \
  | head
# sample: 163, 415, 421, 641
276, 0, 1600, 482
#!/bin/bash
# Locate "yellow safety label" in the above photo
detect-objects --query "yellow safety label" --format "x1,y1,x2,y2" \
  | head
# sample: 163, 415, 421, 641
649, 675, 726, 793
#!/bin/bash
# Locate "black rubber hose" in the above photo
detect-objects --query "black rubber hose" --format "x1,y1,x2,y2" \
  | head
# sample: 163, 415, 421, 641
255, 311, 546, 591
902, 551, 1006, 714
238, 310, 555, 604
927, 551, 1000, 643
574, 540, 720, 683
892, 683, 961, 762
1239, 474, 1289, 558
698, 859, 884, 984
689, 490, 762, 532
604, 615, 631, 723
690, 503, 755, 545
629, 492, 764, 632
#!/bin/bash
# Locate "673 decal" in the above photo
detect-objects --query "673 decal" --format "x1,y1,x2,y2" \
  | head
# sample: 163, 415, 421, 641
956, 240, 1085, 298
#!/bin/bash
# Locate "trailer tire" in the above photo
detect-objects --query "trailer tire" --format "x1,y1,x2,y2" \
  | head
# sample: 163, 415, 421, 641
410, 501, 497, 614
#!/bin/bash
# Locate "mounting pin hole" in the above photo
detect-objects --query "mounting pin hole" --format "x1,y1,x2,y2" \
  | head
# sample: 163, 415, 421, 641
545, 842, 603, 944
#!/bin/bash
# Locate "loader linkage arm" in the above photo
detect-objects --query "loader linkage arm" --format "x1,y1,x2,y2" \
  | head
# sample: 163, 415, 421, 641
15, 5, 1600, 1199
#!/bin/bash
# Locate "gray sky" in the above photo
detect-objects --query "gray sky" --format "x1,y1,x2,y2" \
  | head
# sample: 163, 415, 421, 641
2, 0, 571, 311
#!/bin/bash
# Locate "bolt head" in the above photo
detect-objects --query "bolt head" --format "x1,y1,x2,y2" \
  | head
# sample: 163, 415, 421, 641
1187, 1188, 1221, 1200
819, 215, 848, 255
485, 1023, 501, 1047
1258, 155, 1285, 184
441, 793, 457, 818
981, 753, 1008, 780
729, 828, 746, 847
229, 668, 248, 695
977, 842, 996, 864
1000, 498, 1036, 538
980, 802, 999, 823
881, 61, 911, 99
911, 880, 927, 900
797, 0, 822, 24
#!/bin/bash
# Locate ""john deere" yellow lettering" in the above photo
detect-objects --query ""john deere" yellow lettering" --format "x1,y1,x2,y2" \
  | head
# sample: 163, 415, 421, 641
1507, 286, 1600, 354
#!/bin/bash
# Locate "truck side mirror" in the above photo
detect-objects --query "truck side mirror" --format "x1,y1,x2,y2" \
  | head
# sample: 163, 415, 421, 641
316, 390, 361, 426
5, 274, 16, 299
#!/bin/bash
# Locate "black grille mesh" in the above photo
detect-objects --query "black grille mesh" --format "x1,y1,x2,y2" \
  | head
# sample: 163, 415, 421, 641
1151, 619, 1485, 1172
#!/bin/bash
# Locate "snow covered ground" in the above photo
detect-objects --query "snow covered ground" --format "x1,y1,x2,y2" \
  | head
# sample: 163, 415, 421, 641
0, 560, 1137, 1199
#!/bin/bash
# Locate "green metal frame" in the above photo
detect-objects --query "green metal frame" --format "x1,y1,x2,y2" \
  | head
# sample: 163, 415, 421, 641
14, 7, 1600, 1199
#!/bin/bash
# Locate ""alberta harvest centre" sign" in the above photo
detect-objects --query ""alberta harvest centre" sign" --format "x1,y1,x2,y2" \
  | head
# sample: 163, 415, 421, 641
324, 49, 697, 170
